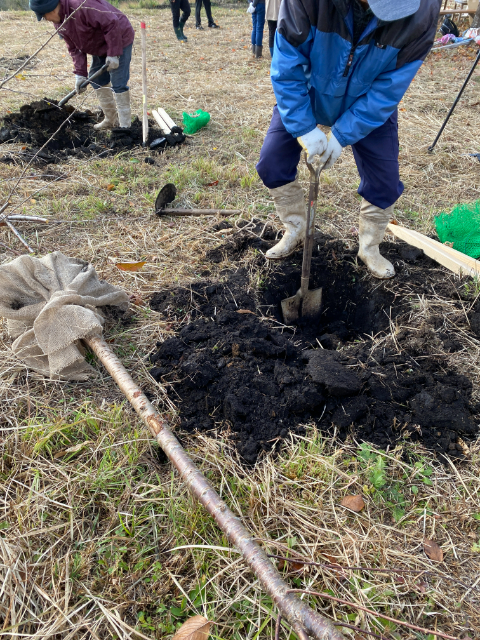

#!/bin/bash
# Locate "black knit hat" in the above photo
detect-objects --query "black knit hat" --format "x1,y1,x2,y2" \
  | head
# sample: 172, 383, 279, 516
29, 0, 60, 20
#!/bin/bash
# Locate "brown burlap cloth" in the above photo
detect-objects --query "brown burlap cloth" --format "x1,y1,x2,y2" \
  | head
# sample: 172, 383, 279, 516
0, 252, 129, 380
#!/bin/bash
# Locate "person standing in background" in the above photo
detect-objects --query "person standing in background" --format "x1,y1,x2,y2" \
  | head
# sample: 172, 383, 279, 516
195, 0, 220, 29
170, 0, 191, 41
247, 0, 266, 58
29, 0, 134, 130
265, 0, 281, 57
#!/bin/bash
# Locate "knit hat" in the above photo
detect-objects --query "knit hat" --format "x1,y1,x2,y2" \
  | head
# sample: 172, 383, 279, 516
29, 0, 60, 20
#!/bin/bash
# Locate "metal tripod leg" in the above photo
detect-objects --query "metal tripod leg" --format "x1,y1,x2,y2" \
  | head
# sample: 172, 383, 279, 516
428, 47, 480, 152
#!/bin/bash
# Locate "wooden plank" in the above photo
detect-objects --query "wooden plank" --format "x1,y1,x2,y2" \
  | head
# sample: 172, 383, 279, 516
387, 223, 480, 277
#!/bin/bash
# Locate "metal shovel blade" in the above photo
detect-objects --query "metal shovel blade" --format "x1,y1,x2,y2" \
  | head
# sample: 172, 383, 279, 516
281, 285, 323, 324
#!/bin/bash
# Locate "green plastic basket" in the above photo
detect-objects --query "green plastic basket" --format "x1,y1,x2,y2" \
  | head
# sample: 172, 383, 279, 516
182, 109, 210, 135
435, 200, 480, 259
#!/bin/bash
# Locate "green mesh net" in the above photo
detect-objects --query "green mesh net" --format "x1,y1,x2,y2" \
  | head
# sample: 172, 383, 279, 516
435, 200, 480, 259
182, 109, 211, 135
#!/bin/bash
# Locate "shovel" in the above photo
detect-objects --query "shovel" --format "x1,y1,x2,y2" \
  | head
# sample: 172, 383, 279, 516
57, 64, 109, 107
281, 155, 324, 324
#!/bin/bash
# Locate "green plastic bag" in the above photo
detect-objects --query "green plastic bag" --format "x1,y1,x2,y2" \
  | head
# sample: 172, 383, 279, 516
182, 109, 210, 135
435, 200, 480, 259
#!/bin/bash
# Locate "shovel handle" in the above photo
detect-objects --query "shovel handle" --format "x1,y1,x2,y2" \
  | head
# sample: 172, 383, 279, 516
57, 64, 109, 107
300, 155, 323, 297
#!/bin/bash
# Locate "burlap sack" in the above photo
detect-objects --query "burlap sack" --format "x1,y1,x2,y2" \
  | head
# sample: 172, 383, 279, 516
0, 252, 129, 380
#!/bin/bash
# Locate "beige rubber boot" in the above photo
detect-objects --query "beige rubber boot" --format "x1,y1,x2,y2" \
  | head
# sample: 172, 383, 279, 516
357, 198, 395, 279
114, 90, 131, 129
265, 179, 306, 260
93, 84, 118, 130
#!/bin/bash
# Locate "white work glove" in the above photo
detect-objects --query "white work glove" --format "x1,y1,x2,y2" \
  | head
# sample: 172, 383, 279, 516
105, 56, 120, 71
297, 127, 328, 163
318, 132, 343, 170
247, 2, 255, 13
75, 75, 88, 94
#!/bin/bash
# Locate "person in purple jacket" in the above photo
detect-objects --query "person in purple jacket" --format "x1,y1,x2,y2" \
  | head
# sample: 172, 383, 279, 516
29, 0, 135, 130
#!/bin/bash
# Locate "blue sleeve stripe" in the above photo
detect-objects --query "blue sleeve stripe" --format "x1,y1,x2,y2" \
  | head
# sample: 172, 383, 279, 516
270, 29, 318, 138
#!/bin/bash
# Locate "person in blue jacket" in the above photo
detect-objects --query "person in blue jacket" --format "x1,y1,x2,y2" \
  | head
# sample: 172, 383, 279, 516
256, 0, 439, 278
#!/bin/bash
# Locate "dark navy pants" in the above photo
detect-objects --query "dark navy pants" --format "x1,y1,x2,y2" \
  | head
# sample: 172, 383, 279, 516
256, 106, 404, 210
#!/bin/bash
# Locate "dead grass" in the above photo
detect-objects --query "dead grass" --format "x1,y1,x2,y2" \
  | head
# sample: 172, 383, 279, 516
1, 4, 480, 640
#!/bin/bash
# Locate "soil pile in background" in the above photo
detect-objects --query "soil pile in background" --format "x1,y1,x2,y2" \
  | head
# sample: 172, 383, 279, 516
0, 99, 163, 163
149, 231, 479, 463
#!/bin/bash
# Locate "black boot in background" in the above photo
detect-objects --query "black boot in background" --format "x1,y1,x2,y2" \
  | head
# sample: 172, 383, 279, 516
174, 25, 186, 40
255, 45, 263, 58
179, 19, 188, 41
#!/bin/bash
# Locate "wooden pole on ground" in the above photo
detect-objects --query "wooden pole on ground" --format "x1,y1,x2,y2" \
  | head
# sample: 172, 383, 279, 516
387, 223, 480, 277
84, 334, 345, 640
141, 22, 148, 147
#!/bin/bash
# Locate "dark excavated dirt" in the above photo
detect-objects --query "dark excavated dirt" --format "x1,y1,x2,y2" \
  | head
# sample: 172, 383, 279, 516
0, 99, 164, 164
149, 230, 480, 463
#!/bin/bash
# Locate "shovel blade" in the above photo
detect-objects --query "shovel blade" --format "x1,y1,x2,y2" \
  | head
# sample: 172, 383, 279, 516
281, 291, 301, 324
281, 287, 323, 325
301, 287, 323, 322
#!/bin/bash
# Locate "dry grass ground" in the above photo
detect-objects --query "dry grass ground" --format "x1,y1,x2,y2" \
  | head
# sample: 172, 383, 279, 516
1, 5, 480, 640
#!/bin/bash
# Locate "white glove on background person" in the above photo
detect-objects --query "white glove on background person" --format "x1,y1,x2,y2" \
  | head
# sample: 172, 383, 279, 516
105, 56, 120, 71
297, 127, 328, 163
318, 132, 343, 170
247, 3, 255, 13
75, 75, 88, 94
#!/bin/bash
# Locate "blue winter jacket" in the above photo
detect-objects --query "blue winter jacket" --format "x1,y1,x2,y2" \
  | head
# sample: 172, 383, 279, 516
271, 0, 440, 146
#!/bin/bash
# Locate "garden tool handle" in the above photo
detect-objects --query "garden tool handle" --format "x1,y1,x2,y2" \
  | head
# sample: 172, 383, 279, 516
300, 155, 324, 297
57, 64, 109, 107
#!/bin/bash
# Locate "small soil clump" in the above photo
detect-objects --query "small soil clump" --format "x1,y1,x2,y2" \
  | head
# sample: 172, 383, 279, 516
149, 231, 479, 463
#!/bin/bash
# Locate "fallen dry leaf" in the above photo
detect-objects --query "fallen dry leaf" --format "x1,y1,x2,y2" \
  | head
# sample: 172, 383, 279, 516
232, 343, 240, 357
129, 293, 145, 306
205, 180, 219, 187
172, 615, 212, 640
277, 558, 304, 571
341, 495, 365, 512
116, 261, 146, 272
415, 579, 427, 593
237, 309, 255, 315
106, 183, 115, 191
54, 441, 92, 458
424, 539, 443, 562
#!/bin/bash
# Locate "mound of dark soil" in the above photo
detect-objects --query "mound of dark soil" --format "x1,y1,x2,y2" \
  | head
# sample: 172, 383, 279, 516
0, 99, 163, 164
149, 232, 479, 463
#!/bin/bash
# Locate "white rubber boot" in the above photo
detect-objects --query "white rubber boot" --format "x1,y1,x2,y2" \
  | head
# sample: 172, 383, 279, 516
93, 84, 118, 130
357, 198, 395, 279
265, 179, 306, 260
114, 90, 131, 129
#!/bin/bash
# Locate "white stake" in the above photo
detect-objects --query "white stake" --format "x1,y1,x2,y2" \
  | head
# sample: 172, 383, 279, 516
141, 22, 148, 147
157, 107, 176, 130
151, 109, 171, 134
